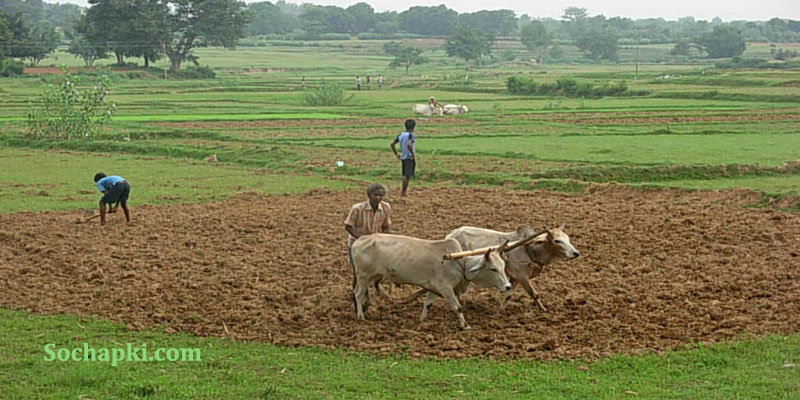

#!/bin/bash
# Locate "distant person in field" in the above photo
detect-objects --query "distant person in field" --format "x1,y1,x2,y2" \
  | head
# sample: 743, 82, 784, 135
356, 76, 361, 90
93, 172, 131, 225
377, 75, 383, 89
344, 183, 392, 286
366, 75, 370, 90
390, 119, 417, 197
428, 96, 442, 111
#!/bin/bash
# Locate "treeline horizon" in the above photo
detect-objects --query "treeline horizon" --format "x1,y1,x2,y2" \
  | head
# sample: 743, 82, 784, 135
1, 0, 799, 74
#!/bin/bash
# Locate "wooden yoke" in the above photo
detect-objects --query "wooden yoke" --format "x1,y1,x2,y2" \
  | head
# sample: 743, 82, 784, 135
442, 228, 548, 260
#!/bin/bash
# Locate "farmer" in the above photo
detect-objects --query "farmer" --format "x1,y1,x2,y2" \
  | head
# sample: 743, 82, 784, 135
93, 172, 131, 225
344, 183, 392, 273
428, 96, 442, 111
390, 119, 417, 197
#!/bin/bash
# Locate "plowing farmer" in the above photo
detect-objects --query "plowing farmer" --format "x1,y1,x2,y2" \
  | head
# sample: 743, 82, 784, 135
344, 183, 392, 277
93, 172, 131, 225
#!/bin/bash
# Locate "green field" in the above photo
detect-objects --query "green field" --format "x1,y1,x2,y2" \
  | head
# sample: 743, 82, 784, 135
1, 40, 799, 398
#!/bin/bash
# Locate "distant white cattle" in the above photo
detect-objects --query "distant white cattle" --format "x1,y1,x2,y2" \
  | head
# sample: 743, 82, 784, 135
412, 104, 443, 116
442, 104, 469, 115
351, 233, 511, 330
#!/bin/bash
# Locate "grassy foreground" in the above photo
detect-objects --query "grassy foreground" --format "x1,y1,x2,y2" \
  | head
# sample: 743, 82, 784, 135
0, 308, 797, 399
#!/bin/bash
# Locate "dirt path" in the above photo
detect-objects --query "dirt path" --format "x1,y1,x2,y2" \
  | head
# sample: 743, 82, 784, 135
1, 186, 798, 360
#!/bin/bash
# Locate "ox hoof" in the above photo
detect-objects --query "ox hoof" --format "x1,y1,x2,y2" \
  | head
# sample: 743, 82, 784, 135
459, 325, 472, 331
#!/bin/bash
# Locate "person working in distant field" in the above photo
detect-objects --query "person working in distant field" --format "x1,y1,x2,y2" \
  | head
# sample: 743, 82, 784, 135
428, 96, 442, 111
356, 76, 362, 90
390, 119, 417, 197
377, 75, 383, 89
93, 172, 131, 225
344, 183, 392, 286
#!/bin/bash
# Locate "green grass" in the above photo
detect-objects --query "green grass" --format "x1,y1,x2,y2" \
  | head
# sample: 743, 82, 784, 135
306, 133, 800, 167
0, 113, 351, 123
0, 147, 351, 213
1, 308, 798, 399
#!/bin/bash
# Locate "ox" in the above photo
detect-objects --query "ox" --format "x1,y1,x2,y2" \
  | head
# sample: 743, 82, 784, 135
351, 233, 511, 330
412, 104, 443, 116
442, 104, 469, 115
445, 224, 580, 311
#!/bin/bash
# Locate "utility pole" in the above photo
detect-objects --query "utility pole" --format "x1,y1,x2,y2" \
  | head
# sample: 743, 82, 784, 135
634, 30, 640, 80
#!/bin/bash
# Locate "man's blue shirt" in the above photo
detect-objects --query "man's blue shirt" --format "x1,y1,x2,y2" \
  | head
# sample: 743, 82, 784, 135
96, 176, 125, 192
394, 131, 415, 160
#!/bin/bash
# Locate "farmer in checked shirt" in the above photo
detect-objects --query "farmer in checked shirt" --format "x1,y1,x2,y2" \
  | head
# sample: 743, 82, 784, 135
344, 183, 392, 288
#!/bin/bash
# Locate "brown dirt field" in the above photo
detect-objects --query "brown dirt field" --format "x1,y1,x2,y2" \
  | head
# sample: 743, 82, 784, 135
1, 186, 798, 360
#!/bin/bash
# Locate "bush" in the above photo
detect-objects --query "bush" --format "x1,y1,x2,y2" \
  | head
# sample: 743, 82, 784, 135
26, 65, 116, 140
0, 59, 25, 77
171, 65, 216, 79
302, 80, 353, 106
507, 76, 630, 98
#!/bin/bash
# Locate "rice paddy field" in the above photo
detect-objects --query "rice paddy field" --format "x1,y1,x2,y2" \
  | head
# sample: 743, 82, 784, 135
0, 40, 798, 399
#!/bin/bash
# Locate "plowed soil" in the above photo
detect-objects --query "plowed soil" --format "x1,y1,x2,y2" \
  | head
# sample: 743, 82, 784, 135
1, 186, 799, 360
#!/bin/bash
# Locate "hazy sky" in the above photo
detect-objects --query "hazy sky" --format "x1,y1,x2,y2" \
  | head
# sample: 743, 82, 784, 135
48, 0, 799, 21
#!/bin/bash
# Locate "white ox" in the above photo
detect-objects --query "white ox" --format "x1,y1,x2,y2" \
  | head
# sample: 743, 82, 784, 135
412, 103, 443, 116
352, 233, 511, 330
442, 104, 469, 115
444, 224, 580, 311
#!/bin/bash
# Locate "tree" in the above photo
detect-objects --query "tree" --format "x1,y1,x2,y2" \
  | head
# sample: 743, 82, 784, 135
23, 22, 59, 65
458, 10, 517, 37
374, 11, 398, 34
84, 0, 135, 66
575, 23, 619, 61
670, 38, 691, 56
300, 5, 354, 34
247, 2, 297, 35
696, 24, 745, 58
383, 41, 427, 75
161, 0, 250, 71
561, 6, 588, 40
68, 35, 107, 67
520, 21, 550, 65
445, 23, 492, 73
398, 5, 458, 36
347, 2, 375, 34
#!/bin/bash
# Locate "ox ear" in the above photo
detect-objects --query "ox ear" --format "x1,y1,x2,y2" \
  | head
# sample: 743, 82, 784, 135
469, 260, 486, 273
558, 222, 566, 230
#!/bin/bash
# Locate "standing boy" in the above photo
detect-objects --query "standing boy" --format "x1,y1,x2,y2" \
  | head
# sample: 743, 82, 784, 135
390, 119, 417, 197
93, 172, 131, 225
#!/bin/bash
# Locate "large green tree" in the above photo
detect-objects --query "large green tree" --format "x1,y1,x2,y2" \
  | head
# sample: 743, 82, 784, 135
346, 2, 375, 34
398, 5, 457, 36
84, 0, 136, 65
575, 19, 619, 61
161, 0, 250, 71
23, 22, 59, 65
520, 21, 550, 66
458, 10, 517, 36
300, 5, 354, 34
247, 1, 297, 35
383, 41, 427, 75
696, 24, 746, 58
445, 23, 492, 72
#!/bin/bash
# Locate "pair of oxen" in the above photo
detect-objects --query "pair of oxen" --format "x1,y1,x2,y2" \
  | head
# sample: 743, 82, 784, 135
351, 224, 581, 330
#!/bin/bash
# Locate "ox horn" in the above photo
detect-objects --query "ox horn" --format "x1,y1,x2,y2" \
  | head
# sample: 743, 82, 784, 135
504, 228, 549, 252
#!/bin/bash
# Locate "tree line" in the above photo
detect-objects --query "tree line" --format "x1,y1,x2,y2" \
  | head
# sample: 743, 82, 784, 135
1, 0, 799, 73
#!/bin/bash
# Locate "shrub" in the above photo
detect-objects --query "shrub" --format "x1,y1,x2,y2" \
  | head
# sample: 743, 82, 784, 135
508, 76, 631, 98
171, 65, 216, 79
25, 65, 116, 140
302, 80, 353, 106
0, 59, 25, 77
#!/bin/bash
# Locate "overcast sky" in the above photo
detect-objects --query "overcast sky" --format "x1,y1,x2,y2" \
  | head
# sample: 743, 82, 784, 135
49, 0, 799, 21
